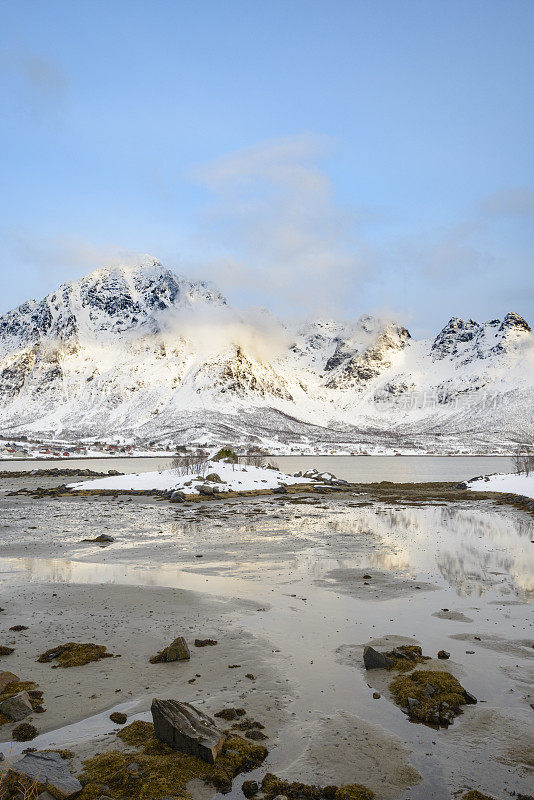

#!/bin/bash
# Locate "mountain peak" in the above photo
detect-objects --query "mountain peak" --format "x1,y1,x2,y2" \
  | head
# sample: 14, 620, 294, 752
0, 258, 227, 352
81, 254, 165, 283
499, 312, 531, 333
431, 312, 531, 362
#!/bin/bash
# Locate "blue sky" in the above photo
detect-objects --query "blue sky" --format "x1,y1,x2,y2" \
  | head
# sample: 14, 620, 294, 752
1, 0, 533, 335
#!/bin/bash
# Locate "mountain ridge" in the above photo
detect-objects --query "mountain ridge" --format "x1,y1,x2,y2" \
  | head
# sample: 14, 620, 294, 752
0, 258, 532, 451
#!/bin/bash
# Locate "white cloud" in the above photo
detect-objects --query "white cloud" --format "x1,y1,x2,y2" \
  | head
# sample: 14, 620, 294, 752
156, 303, 291, 362
191, 134, 375, 315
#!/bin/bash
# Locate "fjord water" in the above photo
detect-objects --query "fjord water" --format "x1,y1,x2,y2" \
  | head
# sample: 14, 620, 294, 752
275, 455, 515, 482
2, 455, 514, 481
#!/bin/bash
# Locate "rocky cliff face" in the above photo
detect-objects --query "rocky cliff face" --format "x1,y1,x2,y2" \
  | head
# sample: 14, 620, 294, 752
0, 258, 532, 450
431, 313, 531, 363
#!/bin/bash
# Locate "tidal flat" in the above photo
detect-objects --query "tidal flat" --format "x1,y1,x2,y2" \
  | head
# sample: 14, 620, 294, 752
0, 473, 532, 800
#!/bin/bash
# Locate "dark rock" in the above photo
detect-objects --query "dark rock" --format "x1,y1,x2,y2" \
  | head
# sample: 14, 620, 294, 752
363, 646, 392, 669
464, 690, 478, 704
194, 639, 218, 647
437, 650, 450, 659
198, 485, 218, 496
7, 751, 82, 798
372, 692, 380, 699
0, 671, 20, 692
0, 690, 33, 720
150, 637, 190, 663
407, 697, 420, 711
151, 699, 225, 764
82, 534, 114, 543
272, 486, 287, 494
170, 491, 186, 502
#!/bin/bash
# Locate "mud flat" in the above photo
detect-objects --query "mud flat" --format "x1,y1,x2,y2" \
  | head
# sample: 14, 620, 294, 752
0, 473, 532, 800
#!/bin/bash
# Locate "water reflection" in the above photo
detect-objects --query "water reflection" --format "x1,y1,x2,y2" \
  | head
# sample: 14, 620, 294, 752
0, 491, 531, 599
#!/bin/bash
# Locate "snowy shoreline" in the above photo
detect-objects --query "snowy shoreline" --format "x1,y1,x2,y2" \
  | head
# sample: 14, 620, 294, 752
466, 472, 534, 500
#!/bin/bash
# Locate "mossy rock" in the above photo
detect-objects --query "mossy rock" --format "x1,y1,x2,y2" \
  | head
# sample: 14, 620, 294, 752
205, 473, 224, 483
78, 720, 268, 800
213, 448, 238, 463
390, 669, 473, 727
37, 642, 115, 667
261, 773, 374, 800
462, 793, 500, 800
0, 645, 15, 655
384, 644, 431, 672
150, 636, 190, 663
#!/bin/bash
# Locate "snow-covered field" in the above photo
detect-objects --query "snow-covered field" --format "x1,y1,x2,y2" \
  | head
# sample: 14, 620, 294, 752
68, 460, 313, 493
467, 472, 534, 499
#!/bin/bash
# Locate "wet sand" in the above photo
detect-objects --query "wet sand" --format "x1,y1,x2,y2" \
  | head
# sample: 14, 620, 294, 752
0, 475, 532, 800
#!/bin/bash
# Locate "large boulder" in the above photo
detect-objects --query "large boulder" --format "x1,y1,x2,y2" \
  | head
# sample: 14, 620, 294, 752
0, 690, 33, 720
152, 699, 225, 764
198, 485, 219, 495
7, 751, 82, 798
363, 646, 393, 670
204, 473, 224, 483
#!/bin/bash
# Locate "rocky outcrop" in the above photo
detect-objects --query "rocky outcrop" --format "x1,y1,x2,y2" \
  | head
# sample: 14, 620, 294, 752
151, 699, 225, 763
325, 323, 411, 390
0, 690, 33, 720
7, 751, 82, 798
431, 313, 531, 363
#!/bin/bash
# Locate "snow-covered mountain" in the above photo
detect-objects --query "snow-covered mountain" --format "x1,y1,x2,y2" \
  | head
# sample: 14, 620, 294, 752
0, 257, 532, 452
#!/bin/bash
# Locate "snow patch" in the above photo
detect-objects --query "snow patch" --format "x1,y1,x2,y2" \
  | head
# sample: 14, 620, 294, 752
68, 460, 312, 493
467, 472, 534, 499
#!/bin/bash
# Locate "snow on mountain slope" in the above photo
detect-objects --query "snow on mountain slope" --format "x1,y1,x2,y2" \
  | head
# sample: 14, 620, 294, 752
0, 257, 532, 451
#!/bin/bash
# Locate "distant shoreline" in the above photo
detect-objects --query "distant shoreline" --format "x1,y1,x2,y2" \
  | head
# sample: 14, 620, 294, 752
0, 453, 516, 462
